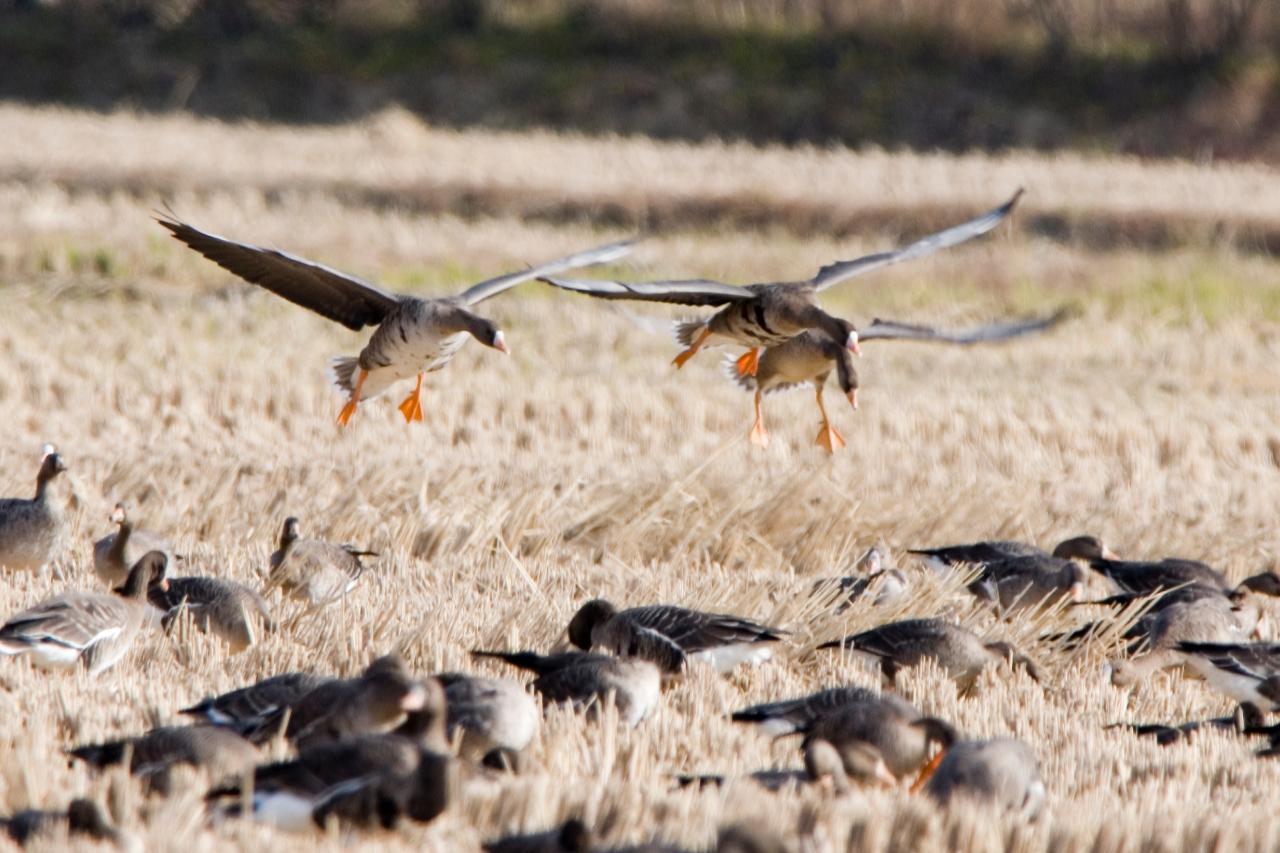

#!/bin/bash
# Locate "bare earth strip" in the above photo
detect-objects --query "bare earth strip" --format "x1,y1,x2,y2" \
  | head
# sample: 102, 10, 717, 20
0, 106, 1278, 851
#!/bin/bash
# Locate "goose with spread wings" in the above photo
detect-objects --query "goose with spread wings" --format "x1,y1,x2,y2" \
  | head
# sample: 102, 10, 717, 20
538, 190, 1021, 378
158, 216, 634, 425
729, 309, 1069, 451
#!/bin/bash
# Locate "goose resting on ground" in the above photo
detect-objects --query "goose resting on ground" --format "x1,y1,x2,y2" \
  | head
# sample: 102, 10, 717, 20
158, 215, 633, 425
472, 650, 662, 727
539, 190, 1020, 378
728, 311, 1067, 451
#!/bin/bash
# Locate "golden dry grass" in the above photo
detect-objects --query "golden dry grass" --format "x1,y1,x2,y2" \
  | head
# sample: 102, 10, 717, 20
1, 105, 1280, 851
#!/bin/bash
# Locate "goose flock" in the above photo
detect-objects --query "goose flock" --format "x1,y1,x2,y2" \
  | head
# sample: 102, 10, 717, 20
0, 193, 1266, 849
2, 433, 1279, 849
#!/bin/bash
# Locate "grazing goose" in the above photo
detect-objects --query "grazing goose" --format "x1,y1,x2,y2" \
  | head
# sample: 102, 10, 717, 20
730, 311, 1066, 451
1, 798, 127, 848
567, 599, 786, 674
799, 699, 957, 781
484, 819, 594, 853
1091, 556, 1280, 599
679, 737, 897, 792
235, 655, 428, 746
540, 191, 1020, 378
1174, 641, 1280, 724
966, 555, 1092, 612
921, 737, 1044, 816
92, 502, 178, 586
819, 618, 1042, 693
1105, 594, 1259, 687
182, 671, 332, 726
210, 680, 451, 831
158, 214, 633, 425
0, 445, 69, 573
0, 551, 167, 675
472, 650, 662, 727
731, 685, 896, 737
148, 575, 273, 652
436, 673, 540, 765
69, 724, 259, 793
910, 535, 1114, 570
266, 517, 373, 605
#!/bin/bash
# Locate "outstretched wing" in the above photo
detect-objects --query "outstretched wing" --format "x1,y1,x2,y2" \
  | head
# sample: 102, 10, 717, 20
810, 189, 1023, 292
858, 308, 1070, 344
158, 216, 401, 331
458, 238, 639, 305
539, 276, 755, 307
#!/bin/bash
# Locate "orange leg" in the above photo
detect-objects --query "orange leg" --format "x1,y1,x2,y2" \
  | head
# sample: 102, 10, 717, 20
397, 373, 425, 423
672, 326, 712, 369
734, 347, 761, 377
814, 385, 846, 453
748, 389, 769, 448
336, 368, 368, 427
909, 748, 946, 794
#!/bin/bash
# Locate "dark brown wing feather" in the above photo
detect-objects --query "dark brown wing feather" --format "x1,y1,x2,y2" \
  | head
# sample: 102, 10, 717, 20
539, 276, 755, 307
858, 309, 1070, 344
158, 217, 401, 331
623, 605, 785, 652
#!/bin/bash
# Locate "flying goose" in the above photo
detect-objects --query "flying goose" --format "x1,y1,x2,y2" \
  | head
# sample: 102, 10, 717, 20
472, 650, 662, 727
209, 680, 451, 831
0, 445, 69, 573
266, 516, 374, 605
1173, 641, 1280, 724
148, 575, 273, 652
539, 191, 1020, 378
182, 671, 332, 726
567, 599, 786, 674
92, 502, 178, 586
798, 699, 957, 781
910, 535, 1114, 570
819, 618, 1042, 693
921, 737, 1045, 817
233, 655, 428, 747
0, 551, 167, 675
678, 737, 897, 792
730, 685, 894, 736
1, 799, 127, 848
436, 673, 540, 765
158, 215, 633, 425
1090, 556, 1280, 599
728, 310, 1066, 451
69, 724, 260, 793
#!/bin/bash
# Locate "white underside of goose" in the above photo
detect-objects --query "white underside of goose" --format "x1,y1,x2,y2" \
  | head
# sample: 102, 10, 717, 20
757, 717, 801, 737
248, 791, 317, 833
1185, 658, 1280, 708
330, 333, 468, 402
691, 643, 775, 674
0, 626, 122, 670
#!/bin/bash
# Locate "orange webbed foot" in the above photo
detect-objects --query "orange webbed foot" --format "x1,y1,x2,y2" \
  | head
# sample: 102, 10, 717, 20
815, 425, 846, 453
671, 326, 712, 370
398, 393, 425, 423
749, 419, 770, 449
735, 348, 761, 377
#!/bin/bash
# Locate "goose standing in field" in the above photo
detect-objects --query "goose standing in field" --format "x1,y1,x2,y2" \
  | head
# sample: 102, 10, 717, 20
966, 554, 1093, 613
69, 724, 260, 792
148, 573, 273, 652
730, 685, 892, 736
1101, 593, 1259, 687
798, 698, 957, 781
1, 799, 128, 848
810, 548, 909, 612
209, 680, 452, 831
910, 534, 1114, 571
472, 650, 662, 727
182, 671, 333, 725
729, 310, 1067, 451
93, 502, 179, 586
678, 738, 897, 792
566, 599, 786, 674
818, 618, 1042, 694
0, 551, 167, 675
158, 215, 633, 425
234, 655, 429, 746
0, 445, 70, 573
436, 673, 540, 766
921, 737, 1045, 817
539, 190, 1020, 378
1090, 556, 1280, 599
266, 516, 374, 605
